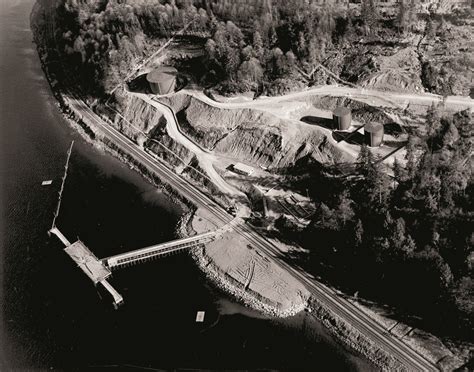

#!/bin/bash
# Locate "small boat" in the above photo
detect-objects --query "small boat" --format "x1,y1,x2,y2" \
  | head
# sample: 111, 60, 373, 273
42, 180, 53, 186
195, 311, 205, 322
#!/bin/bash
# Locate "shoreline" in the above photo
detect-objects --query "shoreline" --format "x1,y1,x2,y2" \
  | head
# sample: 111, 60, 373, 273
28, 3, 447, 370
176, 210, 308, 318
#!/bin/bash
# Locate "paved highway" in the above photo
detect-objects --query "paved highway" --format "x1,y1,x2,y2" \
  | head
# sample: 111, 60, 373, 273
63, 91, 438, 371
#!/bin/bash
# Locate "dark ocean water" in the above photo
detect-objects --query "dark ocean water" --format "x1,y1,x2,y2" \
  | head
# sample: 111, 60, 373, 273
0, 0, 375, 370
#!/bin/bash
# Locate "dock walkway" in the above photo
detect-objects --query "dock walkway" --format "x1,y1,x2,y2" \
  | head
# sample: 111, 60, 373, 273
49, 227, 71, 246
104, 231, 216, 269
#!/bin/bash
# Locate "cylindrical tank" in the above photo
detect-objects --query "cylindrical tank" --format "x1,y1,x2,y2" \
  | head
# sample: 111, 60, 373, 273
332, 107, 352, 130
146, 66, 177, 95
364, 122, 384, 147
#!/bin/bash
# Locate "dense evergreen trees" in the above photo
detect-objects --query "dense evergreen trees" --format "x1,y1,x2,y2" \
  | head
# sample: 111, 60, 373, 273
50, 0, 471, 97
303, 108, 473, 335
51, 0, 352, 95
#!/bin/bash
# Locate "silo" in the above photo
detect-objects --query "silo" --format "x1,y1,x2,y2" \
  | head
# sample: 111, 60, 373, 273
332, 107, 352, 130
364, 122, 384, 147
146, 66, 178, 95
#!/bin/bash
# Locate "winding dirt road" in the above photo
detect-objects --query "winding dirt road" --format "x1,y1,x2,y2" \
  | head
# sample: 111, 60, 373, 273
184, 85, 474, 112
132, 92, 245, 197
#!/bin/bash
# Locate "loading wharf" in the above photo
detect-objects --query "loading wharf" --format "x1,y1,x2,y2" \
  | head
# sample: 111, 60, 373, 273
48, 141, 216, 308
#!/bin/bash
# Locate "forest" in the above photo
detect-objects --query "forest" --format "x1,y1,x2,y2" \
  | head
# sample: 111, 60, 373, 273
48, 0, 457, 96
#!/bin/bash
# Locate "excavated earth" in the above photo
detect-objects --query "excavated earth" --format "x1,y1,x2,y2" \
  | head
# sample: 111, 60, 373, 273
158, 93, 347, 171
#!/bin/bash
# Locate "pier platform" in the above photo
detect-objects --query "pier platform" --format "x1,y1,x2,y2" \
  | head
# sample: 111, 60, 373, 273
64, 241, 112, 284
50, 227, 124, 308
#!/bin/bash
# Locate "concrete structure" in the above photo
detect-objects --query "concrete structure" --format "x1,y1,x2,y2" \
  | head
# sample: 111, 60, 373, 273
146, 66, 177, 95
333, 107, 352, 130
64, 241, 112, 284
364, 122, 384, 147
50, 227, 216, 308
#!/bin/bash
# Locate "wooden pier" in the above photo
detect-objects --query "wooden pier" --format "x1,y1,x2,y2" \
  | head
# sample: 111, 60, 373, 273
51, 141, 74, 230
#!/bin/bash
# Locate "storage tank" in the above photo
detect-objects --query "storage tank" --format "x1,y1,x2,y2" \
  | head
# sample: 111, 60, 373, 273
364, 122, 384, 147
332, 107, 351, 130
146, 66, 177, 95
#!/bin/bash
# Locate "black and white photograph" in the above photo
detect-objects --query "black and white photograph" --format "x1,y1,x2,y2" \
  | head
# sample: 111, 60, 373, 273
1, 0, 473, 370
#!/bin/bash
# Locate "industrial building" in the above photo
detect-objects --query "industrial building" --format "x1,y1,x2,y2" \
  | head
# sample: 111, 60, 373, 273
364, 122, 384, 147
228, 162, 254, 176
333, 107, 352, 130
146, 66, 177, 95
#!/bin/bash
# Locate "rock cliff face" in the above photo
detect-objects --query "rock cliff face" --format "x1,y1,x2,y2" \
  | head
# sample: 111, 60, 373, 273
159, 94, 346, 170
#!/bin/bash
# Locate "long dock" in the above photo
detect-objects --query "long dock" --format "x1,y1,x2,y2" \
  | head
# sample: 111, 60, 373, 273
51, 141, 74, 230
104, 231, 216, 269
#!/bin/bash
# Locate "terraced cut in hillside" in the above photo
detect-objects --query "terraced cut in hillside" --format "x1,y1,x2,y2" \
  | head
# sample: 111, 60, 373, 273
159, 94, 347, 170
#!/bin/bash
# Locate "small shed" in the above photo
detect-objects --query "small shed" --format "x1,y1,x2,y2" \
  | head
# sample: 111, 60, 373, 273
333, 107, 352, 130
231, 163, 254, 176
364, 122, 384, 147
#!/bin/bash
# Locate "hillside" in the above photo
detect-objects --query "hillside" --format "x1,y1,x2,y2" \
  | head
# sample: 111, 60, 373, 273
159, 94, 346, 169
42, 0, 472, 99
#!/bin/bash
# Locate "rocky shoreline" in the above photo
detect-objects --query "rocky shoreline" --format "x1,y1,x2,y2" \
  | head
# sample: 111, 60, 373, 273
192, 247, 307, 317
